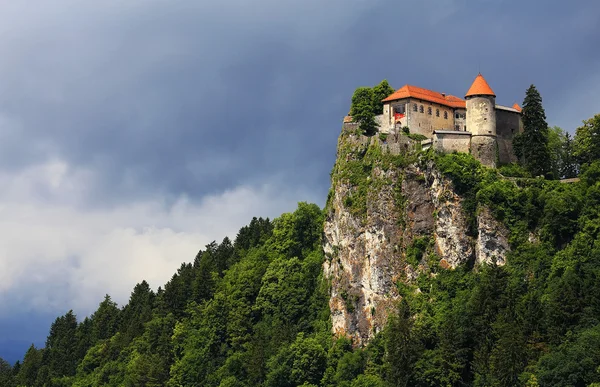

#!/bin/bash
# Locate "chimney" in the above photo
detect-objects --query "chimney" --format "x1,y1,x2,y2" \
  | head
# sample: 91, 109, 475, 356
441, 92, 446, 97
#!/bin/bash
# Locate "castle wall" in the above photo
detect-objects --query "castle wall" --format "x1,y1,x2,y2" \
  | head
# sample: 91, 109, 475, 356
433, 131, 471, 154
454, 109, 466, 131
406, 98, 454, 137
471, 136, 497, 168
495, 108, 521, 164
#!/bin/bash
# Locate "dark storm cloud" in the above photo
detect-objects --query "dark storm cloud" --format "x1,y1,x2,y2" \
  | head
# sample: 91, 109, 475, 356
0, 0, 599, 208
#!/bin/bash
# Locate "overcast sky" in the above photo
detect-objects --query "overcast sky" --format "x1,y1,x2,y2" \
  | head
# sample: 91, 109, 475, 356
1, 0, 599, 363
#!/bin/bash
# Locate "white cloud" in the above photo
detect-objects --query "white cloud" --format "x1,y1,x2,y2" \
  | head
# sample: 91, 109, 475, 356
0, 158, 315, 317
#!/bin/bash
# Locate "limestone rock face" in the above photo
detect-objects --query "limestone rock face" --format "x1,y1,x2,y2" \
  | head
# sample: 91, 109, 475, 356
475, 206, 510, 265
323, 129, 510, 346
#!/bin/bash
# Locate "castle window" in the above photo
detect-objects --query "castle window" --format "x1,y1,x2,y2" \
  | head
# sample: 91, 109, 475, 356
413, 103, 417, 112
455, 113, 459, 119
436, 109, 440, 117
464, 125, 467, 130
419, 105, 424, 113
455, 125, 460, 130
444, 111, 448, 119
427, 107, 432, 115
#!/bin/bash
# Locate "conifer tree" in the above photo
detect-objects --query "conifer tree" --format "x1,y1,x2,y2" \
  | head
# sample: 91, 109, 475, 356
514, 85, 551, 177
44, 310, 78, 379
15, 345, 42, 387
0, 357, 15, 387
385, 299, 416, 387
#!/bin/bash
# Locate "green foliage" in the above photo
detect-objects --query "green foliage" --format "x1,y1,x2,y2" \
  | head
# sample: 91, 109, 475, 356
498, 162, 531, 178
349, 80, 395, 136
407, 133, 427, 142
350, 87, 379, 136
546, 126, 579, 179
0, 357, 15, 387
13, 126, 600, 387
371, 79, 394, 115
574, 113, 600, 166
330, 136, 412, 225
406, 236, 431, 266
514, 84, 552, 177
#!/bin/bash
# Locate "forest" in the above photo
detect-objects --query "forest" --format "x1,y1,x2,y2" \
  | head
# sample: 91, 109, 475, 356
2, 84, 600, 386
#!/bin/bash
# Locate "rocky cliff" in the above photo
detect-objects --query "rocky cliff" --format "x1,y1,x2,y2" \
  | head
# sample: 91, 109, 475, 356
323, 123, 510, 345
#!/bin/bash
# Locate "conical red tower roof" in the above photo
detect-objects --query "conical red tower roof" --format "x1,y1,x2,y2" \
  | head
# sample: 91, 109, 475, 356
465, 73, 496, 98
512, 103, 522, 112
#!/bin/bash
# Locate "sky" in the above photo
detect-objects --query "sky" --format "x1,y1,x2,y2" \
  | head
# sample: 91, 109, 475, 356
0, 0, 599, 363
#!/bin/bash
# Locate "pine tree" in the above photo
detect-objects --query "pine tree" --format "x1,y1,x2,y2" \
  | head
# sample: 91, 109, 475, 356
15, 345, 42, 387
385, 299, 417, 387
120, 280, 155, 342
90, 294, 121, 342
0, 357, 15, 387
45, 310, 79, 379
514, 85, 552, 177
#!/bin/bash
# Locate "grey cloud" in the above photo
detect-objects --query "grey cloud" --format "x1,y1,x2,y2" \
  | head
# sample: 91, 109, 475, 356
1, 0, 598, 208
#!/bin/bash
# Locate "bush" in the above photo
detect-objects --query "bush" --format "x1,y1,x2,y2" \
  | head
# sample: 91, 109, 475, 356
498, 163, 531, 178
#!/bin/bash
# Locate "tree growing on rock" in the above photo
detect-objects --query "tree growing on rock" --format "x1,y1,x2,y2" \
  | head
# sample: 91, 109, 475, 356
349, 80, 394, 136
350, 87, 379, 136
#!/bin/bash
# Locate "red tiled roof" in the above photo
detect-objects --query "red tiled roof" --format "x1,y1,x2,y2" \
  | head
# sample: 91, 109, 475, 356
382, 84, 466, 108
465, 73, 495, 98
512, 103, 522, 112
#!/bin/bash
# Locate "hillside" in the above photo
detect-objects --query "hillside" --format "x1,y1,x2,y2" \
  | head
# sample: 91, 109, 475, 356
3, 113, 600, 386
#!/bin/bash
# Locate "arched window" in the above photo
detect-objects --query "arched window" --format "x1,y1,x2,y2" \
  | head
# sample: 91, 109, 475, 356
436, 109, 440, 117
427, 107, 432, 115
444, 111, 448, 119
413, 103, 418, 112
419, 105, 424, 113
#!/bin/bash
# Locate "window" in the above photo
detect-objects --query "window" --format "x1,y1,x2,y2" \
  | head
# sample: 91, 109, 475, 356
419, 105, 424, 113
464, 125, 467, 130
427, 107, 432, 115
436, 109, 440, 117
444, 111, 448, 119
455, 125, 460, 130
455, 113, 459, 119
413, 103, 417, 112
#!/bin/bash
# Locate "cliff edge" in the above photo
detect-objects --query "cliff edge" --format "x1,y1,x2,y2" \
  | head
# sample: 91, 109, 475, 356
323, 123, 510, 345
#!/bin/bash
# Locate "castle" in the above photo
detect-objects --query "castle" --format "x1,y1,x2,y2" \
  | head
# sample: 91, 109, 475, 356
378, 73, 522, 167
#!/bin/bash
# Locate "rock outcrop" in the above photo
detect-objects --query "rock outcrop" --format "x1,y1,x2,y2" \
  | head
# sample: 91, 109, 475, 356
323, 126, 510, 346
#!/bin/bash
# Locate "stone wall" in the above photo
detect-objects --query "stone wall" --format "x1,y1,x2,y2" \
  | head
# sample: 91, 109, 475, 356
433, 131, 472, 154
496, 108, 521, 164
471, 135, 497, 168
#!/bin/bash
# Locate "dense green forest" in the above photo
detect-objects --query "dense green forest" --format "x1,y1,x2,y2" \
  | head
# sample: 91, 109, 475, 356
2, 88, 600, 386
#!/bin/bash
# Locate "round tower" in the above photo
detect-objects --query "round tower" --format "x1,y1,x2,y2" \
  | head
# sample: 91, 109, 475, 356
465, 73, 497, 167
